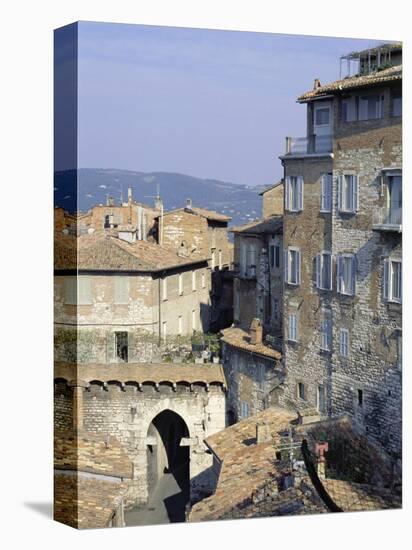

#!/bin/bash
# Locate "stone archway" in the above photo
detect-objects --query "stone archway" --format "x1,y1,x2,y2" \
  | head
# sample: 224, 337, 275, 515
145, 409, 190, 522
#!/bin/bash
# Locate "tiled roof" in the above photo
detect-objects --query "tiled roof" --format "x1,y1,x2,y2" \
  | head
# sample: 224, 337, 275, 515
322, 479, 401, 512
221, 327, 281, 360
298, 64, 402, 102
54, 474, 129, 529
54, 232, 208, 272
54, 361, 227, 388
54, 430, 133, 479
230, 215, 283, 235
161, 206, 231, 222
258, 181, 283, 195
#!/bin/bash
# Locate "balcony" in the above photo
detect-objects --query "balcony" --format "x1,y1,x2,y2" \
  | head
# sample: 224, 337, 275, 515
372, 207, 402, 232
285, 134, 332, 156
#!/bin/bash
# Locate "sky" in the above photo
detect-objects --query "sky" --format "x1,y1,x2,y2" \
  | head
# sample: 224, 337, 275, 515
77, 22, 385, 187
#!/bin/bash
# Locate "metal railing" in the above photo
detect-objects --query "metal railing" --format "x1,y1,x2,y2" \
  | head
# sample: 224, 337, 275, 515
373, 207, 402, 230
285, 134, 332, 155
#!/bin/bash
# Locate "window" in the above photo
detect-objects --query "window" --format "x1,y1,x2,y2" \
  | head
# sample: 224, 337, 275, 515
192, 271, 197, 291
316, 252, 332, 291
178, 273, 183, 295
115, 332, 128, 362
114, 276, 129, 304
320, 174, 332, 212
64, 276, 77, 305
339, 328, 349, 358
201, 271, 206, 289
342, 96, 357, 122
178, 316, 183, 336
288, 313, 298, 342
337, 254, 356, 295
392, 92, 402, 117
315, 107, 330, 126
162, 277, 168, 301
297, 382, 305, 400
78, 277, 92, 305
338, 175, 358, 213
240, 401, 250, 419
357, 389, 363, 407
269, 243, 281, 269
285, 176, 304, 212
358, 94, 384, 120
284, 247, 301, 285
320, 310, 332, 351
383, 259, 402, 303
275, 244, 280, 268
318, 385, 326, 413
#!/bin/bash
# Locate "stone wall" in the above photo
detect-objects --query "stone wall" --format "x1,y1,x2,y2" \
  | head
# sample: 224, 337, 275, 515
262, 183, 284, 218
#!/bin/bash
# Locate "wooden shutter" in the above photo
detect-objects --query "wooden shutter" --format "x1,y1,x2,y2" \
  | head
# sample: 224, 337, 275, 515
353, 175, 359, 212
316, 253, 321, 288
351, 256, 356, 295
297, 250, 301, 285
383, 258, 389, 300
285, 177, 290, 211
337, 176, 343, 211
337, 256, 343, 293
284, 249, 289, 283
298, 176, 304, 210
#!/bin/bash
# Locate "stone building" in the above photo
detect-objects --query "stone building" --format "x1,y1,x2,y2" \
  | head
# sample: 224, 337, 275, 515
259, 181, 284, 218
54, 362, 226, 509
279, 42, 402, 458
54, 231, 212, 363
232, 216, 283, 335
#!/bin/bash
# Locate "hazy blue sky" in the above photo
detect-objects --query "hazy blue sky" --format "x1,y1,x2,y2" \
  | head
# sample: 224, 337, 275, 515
77, 22, 384, 186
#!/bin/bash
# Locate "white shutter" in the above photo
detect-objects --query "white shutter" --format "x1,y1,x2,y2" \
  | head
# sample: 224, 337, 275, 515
284, 249, 289, 283
285, 177, 290, 211
316, 254, 321, 288
327, 254, 333, 290
353, 175, 359, 212
298, 176, 304, 210
351, 256, 356, 295
337, 256, 343, 293
337, 176, 343, 211
320, 176, 326, 211
297, 250, 301, 285
383, 258, 389, 300
294, 315, 298, 341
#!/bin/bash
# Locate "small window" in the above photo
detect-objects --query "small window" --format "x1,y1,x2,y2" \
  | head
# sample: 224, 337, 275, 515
275, 245, 280, 268
240, 401, 250, 419
338, 175, 358, 213
392, 92, 402, 117
284, 248, 301, 285
316, 252, 332, 291
285, 176, 304, 212
178, 273, 184, 295
297, 382, 305, 400
288, 313, 298, 342
339, 328, 349, 358
320, 174, 333, 212
114, 276, 129, 304
115, 332, 128, 362
320, 310, 332, 351
337, 254, 356, 296
357, 389, 363, 407
318, 385, 326, 413
269, 245, 275, 268
192, 271, 197, 291
383, 259, 402, 303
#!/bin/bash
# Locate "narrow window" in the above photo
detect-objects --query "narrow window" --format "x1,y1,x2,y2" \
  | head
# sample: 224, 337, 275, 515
357, 389, 363, 407
275, 244, 280, 268
284, 248, 301, 285
337, 255, 356, 295
316, 252, 332, 290
298, 382, 305, 400
320, 174, 333, 212
286, 176, 304, 212
383, 258, 402, 303
318, 385, 326, 413
269, 245, 275, 268
115, 332, 128, 362
320, 310, 332, 351
288, 313, 298, 342
178, 273, 183, 295
114, 276, 129, 304
339, 328, 349, 358
338, 175, 358, 213
241, 401, 250, 419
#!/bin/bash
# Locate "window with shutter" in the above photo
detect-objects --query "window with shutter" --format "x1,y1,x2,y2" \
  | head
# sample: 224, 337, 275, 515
338, 175, 358, 213
320, 174, 332, 212
286, 176, 304, 212
285, 248, 301, 285
288, 313, 298, 342
337, 254, 355, 295
316, 252, 332, 290
339, 328, 349, 357
114, 276, 129, 304
285, 177, 290, 211
384, 258, 402, 303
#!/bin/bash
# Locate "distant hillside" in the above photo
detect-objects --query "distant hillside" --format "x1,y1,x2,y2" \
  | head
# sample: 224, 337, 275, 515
54, 169, 265, 227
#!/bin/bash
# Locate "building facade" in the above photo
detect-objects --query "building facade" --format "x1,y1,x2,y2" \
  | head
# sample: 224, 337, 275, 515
279, 42, 402, 458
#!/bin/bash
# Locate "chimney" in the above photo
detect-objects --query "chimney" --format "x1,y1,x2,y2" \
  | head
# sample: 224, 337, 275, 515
250, 318, 263, 345
186, 198, 193, 210
128, 186, 133, 204
313, 78, 321, 90
256, 422, 271, 445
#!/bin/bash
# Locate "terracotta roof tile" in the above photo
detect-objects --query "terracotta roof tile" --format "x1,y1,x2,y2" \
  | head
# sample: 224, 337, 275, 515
231, 215, 283, 235
221, 327, 281, 360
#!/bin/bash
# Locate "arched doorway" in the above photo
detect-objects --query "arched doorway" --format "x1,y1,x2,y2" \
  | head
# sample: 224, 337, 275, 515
146, 410, 190, 522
